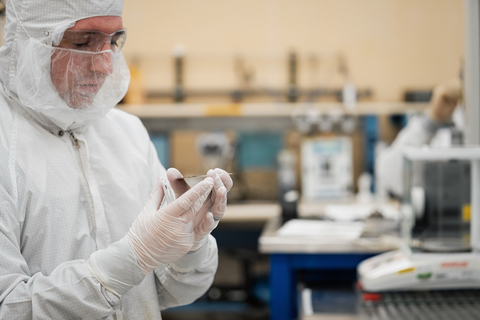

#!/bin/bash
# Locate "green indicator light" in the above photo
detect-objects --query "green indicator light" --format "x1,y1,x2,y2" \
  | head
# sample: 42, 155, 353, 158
417, 273, 432, 279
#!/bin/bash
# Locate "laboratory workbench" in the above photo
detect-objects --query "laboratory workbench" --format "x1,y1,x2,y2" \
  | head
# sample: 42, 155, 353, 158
223, 198, 399, 224
221, 202, 280, 223
259, 215, 397, 254
259, 215, 399, 320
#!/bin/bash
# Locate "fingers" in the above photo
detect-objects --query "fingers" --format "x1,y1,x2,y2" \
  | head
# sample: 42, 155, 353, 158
207, 169, 224, 198
213, 168, 233, 191
205, 168, 230, 221
166, 167, 190, 198
149, 179, 165, 211
187, 181, 213, 220
202, 212, 218, 232
211, 186, 227, 220
162, 177, 214, 218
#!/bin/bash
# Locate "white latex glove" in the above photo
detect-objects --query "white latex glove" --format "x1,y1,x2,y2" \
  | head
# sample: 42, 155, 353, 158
127, 177, 214, 272
86, 177, 214, 296
167, 168, 233, 251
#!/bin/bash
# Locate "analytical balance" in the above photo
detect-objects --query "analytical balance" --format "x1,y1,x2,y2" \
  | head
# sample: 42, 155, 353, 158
358, 146, 480, 292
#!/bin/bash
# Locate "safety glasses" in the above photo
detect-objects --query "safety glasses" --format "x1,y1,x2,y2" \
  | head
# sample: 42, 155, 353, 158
58, 29, 127, 53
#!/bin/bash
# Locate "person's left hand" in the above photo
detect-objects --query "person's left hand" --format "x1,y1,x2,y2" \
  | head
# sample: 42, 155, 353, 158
166, 167, 233, 251
428, 78, 461, 123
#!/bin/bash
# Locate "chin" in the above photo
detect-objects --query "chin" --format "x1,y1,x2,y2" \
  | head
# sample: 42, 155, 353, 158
63, 91, 97, 110
66, 97, 95, 109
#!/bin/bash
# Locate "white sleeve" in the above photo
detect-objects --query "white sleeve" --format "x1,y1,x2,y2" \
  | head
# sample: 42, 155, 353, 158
0, 186, 120, 319
376, 114, 439, 198
155, 235, 218, 310
144, 138, 219, 309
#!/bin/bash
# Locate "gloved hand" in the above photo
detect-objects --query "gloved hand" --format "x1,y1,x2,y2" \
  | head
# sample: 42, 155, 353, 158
427, 78, 461, 123
86, 177, 214, 296
126, 176, 214, 273
167, 168, 233, 251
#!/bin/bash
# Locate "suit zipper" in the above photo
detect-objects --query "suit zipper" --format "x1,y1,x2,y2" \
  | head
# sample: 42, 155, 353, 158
66, 130, 97, 243
67, 130, 80, 148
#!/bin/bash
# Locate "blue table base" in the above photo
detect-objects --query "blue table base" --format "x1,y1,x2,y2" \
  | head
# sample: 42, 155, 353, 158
269, 253, 376, 320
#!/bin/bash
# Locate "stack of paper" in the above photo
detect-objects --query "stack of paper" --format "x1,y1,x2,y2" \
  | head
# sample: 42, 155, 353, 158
277, 219, 365, 240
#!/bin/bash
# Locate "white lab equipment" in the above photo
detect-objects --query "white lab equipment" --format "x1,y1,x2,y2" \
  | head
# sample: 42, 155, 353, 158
356, 172, 373, 203
317, 114, 334, 132
291, 105, 320, 133
358, 146, 480, 292
196, 132, 233, 171
340, 115, 357, 134
342, 80, 357, 111
301, 136, 353, 200
278, 149, 299, 222
278, 149, 297, 194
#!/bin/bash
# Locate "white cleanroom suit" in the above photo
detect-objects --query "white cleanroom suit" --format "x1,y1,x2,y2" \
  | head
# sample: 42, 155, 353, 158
0, 0, 222, 319
376, 108, 464, 198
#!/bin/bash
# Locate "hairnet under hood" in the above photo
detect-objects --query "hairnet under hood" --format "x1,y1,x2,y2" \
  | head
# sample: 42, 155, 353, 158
0, 0, 128, 131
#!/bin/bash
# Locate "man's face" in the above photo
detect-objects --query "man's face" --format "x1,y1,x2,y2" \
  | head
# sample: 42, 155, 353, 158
51, 16, 124, 109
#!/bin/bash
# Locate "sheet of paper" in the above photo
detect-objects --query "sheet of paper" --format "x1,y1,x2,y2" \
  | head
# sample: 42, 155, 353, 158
276, 219, 365, 240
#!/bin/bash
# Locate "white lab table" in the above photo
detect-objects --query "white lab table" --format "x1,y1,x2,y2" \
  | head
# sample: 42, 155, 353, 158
259, 203, 399, 320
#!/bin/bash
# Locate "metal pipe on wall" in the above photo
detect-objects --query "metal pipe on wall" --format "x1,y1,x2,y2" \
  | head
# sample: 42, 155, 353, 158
464, 0, 480, 145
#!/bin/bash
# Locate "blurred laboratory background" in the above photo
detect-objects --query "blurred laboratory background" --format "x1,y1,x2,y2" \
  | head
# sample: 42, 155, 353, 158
112, 0, 480, 319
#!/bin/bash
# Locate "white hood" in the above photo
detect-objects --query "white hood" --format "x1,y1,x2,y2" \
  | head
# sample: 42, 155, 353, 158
0, 0, 128, 131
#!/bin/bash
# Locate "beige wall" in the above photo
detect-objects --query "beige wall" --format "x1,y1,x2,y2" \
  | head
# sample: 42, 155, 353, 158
122, 0, 463, 102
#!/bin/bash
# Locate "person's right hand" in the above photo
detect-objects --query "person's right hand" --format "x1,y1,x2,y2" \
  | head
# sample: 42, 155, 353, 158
126, 177, 214, 275
166, 168, 233, 251
428, 78, 461, 123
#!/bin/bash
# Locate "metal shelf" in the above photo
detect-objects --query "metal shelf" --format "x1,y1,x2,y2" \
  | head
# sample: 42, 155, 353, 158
117, 102, 428, 119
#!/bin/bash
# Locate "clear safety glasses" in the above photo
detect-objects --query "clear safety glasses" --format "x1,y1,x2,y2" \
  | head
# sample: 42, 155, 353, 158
58, 29, 127, 53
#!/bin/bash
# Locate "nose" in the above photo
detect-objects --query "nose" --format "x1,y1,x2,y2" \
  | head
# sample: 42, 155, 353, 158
90, 48, 114, 75
99, 41, 112, 52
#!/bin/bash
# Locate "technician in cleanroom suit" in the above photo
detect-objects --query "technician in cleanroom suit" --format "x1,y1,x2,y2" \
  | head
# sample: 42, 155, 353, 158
376, 79, 462, 198
0, 0, 233, 319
